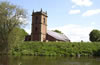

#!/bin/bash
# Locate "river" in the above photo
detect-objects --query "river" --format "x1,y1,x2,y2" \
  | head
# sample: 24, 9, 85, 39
0, 55, 100, 65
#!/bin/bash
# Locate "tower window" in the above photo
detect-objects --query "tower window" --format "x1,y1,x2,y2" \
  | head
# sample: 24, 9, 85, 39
35, 27, 37, 31
44, 18, 45, 24
35, 16, 38, 24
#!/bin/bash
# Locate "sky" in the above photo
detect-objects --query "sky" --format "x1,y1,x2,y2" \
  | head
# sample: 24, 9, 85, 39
0, 0, 100, 42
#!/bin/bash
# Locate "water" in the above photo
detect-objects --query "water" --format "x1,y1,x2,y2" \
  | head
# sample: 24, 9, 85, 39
0, 55, 100, 65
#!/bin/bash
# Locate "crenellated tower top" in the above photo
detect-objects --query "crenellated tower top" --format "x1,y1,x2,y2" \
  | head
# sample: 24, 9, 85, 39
32, 8, 48, 17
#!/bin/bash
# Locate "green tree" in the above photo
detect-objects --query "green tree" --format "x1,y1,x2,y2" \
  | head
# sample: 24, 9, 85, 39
8, 27, 28, 49
53, 29, 63, 34
89, 29, 100, 42
0, 1, 27, 53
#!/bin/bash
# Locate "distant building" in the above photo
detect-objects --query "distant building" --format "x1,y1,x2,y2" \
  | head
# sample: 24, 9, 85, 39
25, 9, 70, 42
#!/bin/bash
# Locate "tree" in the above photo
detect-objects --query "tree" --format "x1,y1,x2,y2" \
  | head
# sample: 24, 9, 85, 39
8, 27, 28, 49
0, 1, 27, 53
53, 29, 63, 34
89, 29, 100, 42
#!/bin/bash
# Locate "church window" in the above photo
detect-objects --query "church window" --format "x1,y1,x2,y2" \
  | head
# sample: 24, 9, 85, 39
35, 27, 37, 31
35, 16, 38, 24
44, 18, 45, 24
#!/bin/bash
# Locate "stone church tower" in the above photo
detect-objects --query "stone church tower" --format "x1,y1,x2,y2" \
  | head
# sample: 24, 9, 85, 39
31, 9, 48, 42
25, 9, 70, 42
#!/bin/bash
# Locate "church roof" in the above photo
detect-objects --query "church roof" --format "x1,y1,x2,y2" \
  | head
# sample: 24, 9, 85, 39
47, 30, 70, 42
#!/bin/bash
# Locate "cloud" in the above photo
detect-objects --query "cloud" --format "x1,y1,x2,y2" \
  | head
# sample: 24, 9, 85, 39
19, 17, 28, 25
24, 20, 31, 35
91, 22, 96, 26
72, 5, 76, 8
24, 28, 31, 34
82, 9, 100, 16
49, 24, 94, 42
72, 0, 93, 7
69, 9, 80, 14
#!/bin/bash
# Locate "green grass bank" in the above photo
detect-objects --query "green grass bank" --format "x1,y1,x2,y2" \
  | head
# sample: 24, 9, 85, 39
10, 42, 100, 56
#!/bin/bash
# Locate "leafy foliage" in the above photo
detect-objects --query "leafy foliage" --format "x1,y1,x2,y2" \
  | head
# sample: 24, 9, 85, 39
89, 29, 100, 42
8, 28, 28, 49
53, 30, 63, 34
11, 42, 100, 56
0, 1, 27, 53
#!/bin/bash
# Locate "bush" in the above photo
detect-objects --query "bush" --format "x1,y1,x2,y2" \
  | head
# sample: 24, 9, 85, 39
10, 42, 100, 56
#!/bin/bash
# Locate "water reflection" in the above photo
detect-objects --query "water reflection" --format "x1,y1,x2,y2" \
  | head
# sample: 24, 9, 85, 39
0, 55, 8, 65
0, 56, 100, 65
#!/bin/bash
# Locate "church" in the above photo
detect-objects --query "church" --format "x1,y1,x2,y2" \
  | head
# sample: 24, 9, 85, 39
25, 9, 70, 42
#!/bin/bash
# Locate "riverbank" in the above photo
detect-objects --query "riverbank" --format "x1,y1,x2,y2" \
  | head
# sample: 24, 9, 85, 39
10, 42, 100, 56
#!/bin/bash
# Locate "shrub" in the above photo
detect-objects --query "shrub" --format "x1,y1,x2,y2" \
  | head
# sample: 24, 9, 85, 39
10, 42, 100, 56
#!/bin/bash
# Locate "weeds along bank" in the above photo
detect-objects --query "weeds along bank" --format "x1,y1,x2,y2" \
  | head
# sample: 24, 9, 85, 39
10, 42, 100, 56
